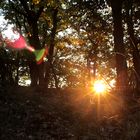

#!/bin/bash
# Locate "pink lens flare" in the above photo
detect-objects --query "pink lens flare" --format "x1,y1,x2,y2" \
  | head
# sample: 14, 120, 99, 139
0, 33, 35, 52
17, 35, 30, 49
25, 45, 35, 52
0, 33, 48, 64
5, 35, 35, 52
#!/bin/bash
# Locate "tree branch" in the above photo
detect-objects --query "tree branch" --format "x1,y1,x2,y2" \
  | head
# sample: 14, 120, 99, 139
19, 0, 30, 15
9, 0, 27, 17
36, 6, 44, 20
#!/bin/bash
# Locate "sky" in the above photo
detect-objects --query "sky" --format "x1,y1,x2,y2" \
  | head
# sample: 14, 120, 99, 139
0, 14, 16, 39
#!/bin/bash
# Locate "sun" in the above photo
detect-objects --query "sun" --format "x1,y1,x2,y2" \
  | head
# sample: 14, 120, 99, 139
93, 80, 106, 94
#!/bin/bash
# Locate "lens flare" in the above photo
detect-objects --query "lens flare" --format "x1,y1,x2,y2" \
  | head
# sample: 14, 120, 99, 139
0, 32, 48, 64
93, 80, 106, 94
34, 48, 48, 64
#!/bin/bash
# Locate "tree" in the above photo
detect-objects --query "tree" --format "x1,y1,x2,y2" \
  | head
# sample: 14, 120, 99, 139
0, 0, 62, 87
1, 0, 45, 86
109, 0, 128, 92
125, 0, 140, 93
1, 0, 139, 91
62, 0, 113, 85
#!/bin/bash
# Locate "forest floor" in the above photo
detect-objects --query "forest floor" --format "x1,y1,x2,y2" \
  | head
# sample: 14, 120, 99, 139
0, 86, 140, 140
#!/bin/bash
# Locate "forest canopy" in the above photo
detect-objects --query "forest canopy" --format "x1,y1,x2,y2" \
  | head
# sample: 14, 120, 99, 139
0, 0, 140, 94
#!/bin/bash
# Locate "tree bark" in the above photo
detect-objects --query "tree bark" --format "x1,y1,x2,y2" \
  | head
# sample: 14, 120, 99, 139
17, 0, 45, 87
125, 0, 140, 92
110, 0, 128, 92
45, 8, 58, 88
28, 20, 45, 87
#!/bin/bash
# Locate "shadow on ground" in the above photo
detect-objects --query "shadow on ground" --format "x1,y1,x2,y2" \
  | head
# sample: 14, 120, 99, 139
0, 86, 140, 140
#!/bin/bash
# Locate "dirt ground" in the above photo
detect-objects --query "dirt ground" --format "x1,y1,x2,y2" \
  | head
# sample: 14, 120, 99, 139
0, 86, 140, 140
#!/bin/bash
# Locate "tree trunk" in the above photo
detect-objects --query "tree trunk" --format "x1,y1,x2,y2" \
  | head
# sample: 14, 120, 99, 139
28, 21, 45, 87
29, 61, 38, 86
15, 57, 19, 86
110, 0, 128, 92
45, 9, 58, 88
125, 0, 140, 93
51, 63, 59, 89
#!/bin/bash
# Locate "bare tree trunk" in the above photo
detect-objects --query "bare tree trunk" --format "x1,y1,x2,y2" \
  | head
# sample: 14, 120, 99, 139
28, 21, 45, 87
51, 63, 59, 89
125, 0, 140, 93
15, 54, 19, 86
110, 0, 128, 93
29, 61, 38, 86
45, 8, 58, 88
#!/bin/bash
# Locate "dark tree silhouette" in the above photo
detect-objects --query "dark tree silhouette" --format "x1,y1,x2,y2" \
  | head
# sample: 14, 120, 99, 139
110, 0, 128, 92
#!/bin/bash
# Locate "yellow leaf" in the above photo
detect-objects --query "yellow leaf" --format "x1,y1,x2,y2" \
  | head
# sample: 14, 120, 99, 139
32, 0, 40, 5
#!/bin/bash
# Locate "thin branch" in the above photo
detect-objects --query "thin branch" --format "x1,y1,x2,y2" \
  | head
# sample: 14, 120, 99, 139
10, 0, 27, 17
36, 6, 44, 20
15, 18, 22, 34
23, 17, 29, 34
19, 0, 30, 15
